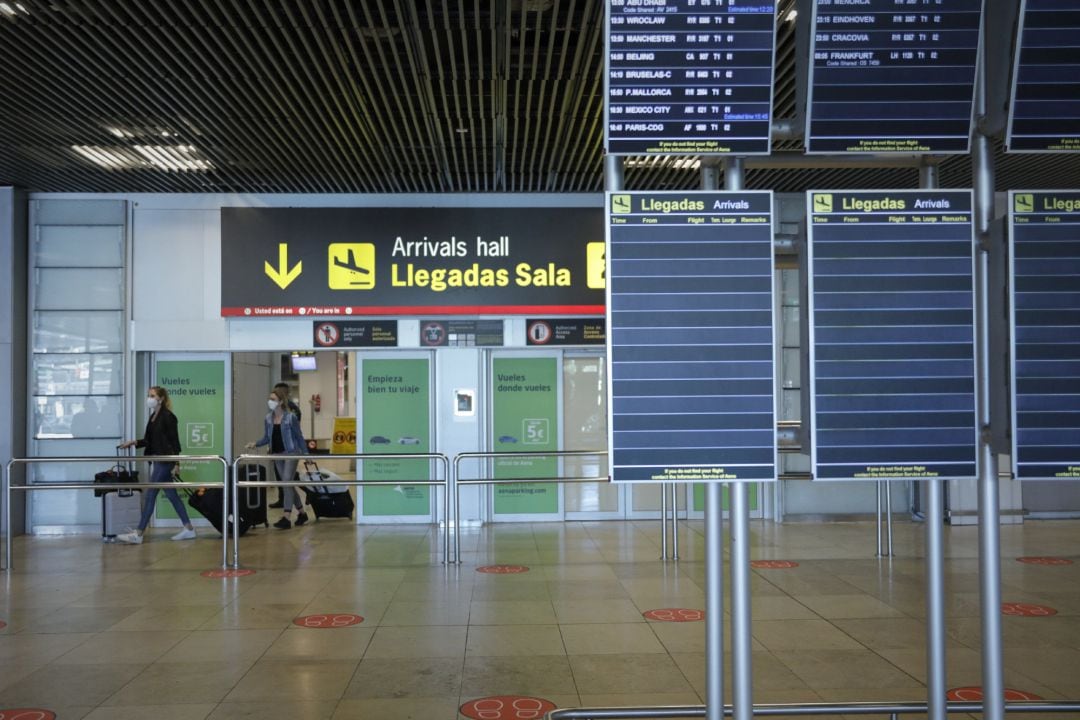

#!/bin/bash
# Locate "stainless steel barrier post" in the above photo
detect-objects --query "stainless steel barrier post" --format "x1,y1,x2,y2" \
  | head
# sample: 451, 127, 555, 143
705, 484, 724, 720
730, 482, 753, 720
670, 483, 679, 560
926, 478, 947, 720
231, 452, 450, 569
885, 482, 894, 557
875, 481, 883, 557
4, 455, 229, 571
660, 483, 669, 560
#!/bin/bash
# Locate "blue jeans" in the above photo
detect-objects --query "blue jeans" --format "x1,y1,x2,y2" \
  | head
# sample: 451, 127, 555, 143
137, 461, 191, 531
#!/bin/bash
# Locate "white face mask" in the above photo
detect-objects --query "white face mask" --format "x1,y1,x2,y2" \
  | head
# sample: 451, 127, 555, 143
146, 396, 159, 410
267, 399, 279, 411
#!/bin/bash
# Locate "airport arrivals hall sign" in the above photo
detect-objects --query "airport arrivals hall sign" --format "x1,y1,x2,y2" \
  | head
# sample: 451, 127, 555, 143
220, 207, 606, 317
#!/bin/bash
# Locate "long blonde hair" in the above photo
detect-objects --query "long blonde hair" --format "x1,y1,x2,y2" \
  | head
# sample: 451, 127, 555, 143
149, 385, 173, 411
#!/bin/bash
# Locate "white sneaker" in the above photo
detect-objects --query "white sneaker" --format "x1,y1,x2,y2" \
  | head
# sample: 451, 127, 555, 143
116, 531, 143, 544
171, 528, 197, 541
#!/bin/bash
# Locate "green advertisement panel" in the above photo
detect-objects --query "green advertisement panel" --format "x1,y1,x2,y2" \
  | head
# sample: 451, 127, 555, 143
154, 359, 227, 520
361, 358, 431, 516
493, 357, 559, 515
692, 483, 759, 513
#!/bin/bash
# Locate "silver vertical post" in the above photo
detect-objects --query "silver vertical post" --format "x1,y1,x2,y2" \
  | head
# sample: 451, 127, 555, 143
885, 481, 894, 557
231, 462, 240, 568
702, 160, 725, 720
660, 483, 669, 560
724, 157, 752, 720
3, 463, 10, 571
875, 481, 883, 557
670, 482, 680, 560
973, 36, 1004, 720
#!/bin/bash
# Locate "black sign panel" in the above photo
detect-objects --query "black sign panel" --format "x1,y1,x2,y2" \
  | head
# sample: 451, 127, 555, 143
1010, 191, 1080, 480
806, 0, 983, 154
607, 191, 776, 483
808, 190, 977, 481
220, 207, 605, 317
1007, 0, 1080, 152
419, 319, 505, 347
313, 320, 397, 347
526, 318, 606, 346
604, 0, 776, 155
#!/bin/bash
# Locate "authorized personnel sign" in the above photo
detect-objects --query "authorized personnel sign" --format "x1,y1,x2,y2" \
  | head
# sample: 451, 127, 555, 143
808, 190, 977, 481
220, 207, 605, 317
606, 191, 777, 483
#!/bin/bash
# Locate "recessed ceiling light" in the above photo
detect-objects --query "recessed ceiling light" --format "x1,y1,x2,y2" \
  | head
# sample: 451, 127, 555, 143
455, 127, 468, 134
0, 3, 17, 16
785, 9, 797, 22
71, 146, 143, 169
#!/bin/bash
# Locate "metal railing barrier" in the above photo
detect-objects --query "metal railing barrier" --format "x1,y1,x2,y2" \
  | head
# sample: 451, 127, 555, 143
545, 699, 1080, 720
4, 454, 230, 571
230, 452, 450, 568
875, 480, 895, 558
451, 450, 608, 564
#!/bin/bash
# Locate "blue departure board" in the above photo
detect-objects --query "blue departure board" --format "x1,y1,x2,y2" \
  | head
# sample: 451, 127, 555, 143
808, 190, 977, 481
604, 0, 776, 155
806, 0, 984, 154
1006, 0, 1080, 152
606, 191, 777, 483
1010, 191, 1080, 480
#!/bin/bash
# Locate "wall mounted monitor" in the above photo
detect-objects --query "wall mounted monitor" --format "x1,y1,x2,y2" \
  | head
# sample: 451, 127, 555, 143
604, 0, 777, 155
808, 190, 978, 481
1009, 190, 1080, 480
1006, 0, 1080, 152
606, 191, 777, 483
805, 0, 984, 154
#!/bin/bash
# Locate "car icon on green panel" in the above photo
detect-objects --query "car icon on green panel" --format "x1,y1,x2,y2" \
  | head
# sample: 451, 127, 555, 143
398, 436, 421, 445
369, 436, 392, 445
498, 435, 518, 444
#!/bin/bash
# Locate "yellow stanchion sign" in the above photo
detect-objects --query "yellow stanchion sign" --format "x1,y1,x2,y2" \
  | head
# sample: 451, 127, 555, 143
331, 417, 357, 454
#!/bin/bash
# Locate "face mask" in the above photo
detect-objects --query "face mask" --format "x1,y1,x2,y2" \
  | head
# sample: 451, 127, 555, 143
268, 399, 279, 411
146, 396, 159, 410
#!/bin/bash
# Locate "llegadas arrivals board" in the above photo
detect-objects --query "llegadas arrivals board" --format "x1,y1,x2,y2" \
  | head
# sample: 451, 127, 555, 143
606, 191, 777, 483
808, 190, 978, 481
1009, 191, 1080, 480
806, 0, 984, 154
1006, 0, 1080, 152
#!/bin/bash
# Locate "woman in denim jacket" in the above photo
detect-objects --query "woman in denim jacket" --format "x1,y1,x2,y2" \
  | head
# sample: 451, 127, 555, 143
246, 388, 309, 529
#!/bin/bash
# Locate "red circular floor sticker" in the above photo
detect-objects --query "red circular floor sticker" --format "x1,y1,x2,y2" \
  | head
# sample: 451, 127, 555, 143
1017, 556, 1074, 566
476, 564, 530, 574
460, 696, 556, 719
751, 560, 799, 569
293, 613, 364, 628
0, 711, 58, 720
0, 621, 6, 631
947, 687, 1043, 702
1002, 602, 1058, 617
643, 608, 705, 622
201, 568, 257, 578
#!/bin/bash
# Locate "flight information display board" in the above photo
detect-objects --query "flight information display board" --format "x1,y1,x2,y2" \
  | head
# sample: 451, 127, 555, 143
1006, 0, 1080, 152
606, 191, 776, 483
604, 0, 776, 155
808, 190, 977, 481
1010, 190, 1080, 480
806, 0, 983, 154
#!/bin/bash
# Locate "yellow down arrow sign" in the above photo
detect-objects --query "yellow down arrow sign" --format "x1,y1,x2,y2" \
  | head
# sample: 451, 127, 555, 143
264, 243, 302, 289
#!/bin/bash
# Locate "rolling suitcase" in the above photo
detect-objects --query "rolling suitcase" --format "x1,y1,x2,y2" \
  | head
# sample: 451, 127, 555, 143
302, 460, 354, 520
102, 447, 142, 541
187, 464, 268, 537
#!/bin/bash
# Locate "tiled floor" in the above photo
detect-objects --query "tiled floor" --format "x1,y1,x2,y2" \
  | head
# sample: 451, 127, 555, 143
1, 517, 1079, 719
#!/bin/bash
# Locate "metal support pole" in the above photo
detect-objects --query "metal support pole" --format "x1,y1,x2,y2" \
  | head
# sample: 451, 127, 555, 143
973, 32, 1004, 720
705, 484, 725, 720
660, 483, 669, 560
670, 483, 679, 560
231, 462, 240, 568
730, 483, 753, 720
700, 157, 725, 720
3, 463, 10, 571
875, 482, 883, 557
605, 154, 625, 192
885, 482, 894, 557
925, 478, 946, 720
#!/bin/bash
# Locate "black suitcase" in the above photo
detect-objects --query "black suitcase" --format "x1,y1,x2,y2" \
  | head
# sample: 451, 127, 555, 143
302, 460, 354, 520
187, 464, 268, 536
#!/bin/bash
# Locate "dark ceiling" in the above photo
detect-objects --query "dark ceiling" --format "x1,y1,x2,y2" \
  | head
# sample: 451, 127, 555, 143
1, 0, 1078, 194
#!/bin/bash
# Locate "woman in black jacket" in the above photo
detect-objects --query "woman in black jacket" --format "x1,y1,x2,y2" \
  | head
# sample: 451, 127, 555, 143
116, 386, 196, 544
